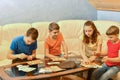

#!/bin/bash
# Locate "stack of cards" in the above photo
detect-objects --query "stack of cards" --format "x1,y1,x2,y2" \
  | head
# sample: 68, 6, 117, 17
81, 62, 102, 68
38, 66, 64, 73
17, 65, 36, 72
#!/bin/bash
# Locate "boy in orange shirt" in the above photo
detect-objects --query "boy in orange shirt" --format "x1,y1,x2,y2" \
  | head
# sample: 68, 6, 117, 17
44, 22, 68, 59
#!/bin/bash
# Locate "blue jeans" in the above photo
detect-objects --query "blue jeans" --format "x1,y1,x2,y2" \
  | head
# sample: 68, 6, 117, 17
93, 63, 120, 80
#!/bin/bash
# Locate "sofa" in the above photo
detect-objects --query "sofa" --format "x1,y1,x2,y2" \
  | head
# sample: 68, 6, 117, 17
0, 20, 120, 67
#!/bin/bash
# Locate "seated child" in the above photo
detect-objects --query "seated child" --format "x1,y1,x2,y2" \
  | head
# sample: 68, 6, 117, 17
44, 22, 68, 60
80, 21, 102, 63
93, 26, 120, 80
7, 28, 38, 76
79, 21, 103, 80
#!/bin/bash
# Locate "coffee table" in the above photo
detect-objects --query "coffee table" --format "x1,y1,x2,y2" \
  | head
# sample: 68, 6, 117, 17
0, 58, 90, 80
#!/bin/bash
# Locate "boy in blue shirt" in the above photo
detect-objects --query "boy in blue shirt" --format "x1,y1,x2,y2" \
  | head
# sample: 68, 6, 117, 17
7, 27, 39, 76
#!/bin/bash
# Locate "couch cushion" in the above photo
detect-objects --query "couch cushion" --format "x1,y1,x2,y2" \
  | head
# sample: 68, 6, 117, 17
0, 59, 12, 67
0, 41, 10, 60
2, 23, 31, 42
58, 20, 87, 39
64, 39, 81, 52
32, 22, 51, 41
36, 41, 44, 59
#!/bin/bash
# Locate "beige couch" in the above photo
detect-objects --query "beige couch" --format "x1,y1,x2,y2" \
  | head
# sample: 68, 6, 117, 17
0, 20, 120, 67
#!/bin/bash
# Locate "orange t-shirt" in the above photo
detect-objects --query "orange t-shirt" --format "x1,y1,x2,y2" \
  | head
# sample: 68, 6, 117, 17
44, 32, 64, 56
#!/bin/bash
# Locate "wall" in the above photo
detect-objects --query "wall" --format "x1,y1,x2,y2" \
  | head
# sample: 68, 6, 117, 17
97, 10, 120, 22
0, 0, 97, 25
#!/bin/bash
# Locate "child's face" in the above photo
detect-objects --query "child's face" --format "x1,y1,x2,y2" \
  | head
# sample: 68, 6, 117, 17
107, 34, 119, 43
24, 36, 35, 45
49, 30, 59, 39
84, 26, 94, 38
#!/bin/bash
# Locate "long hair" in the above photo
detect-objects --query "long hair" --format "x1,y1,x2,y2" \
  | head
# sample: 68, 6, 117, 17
83, 21, 100, 44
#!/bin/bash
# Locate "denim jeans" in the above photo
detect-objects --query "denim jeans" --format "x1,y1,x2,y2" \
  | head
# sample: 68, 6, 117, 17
93, 63, 120, 80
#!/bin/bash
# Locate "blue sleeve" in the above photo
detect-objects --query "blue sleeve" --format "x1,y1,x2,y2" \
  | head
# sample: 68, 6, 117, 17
10, 39, 17, 51
33, 40, 37, 50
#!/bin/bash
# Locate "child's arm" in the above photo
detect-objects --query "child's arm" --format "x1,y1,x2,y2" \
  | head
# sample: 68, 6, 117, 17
94, 51, 108, 57
27, 50, 36, 60
94, 36, 107, 56
96, 40, 102, 54
94, 44, 108, 56
61, 40, 68, 58
7, 49, 28, 60
89, 39, 103, 62
44, 48, 58, 58
79, 40, 89, 62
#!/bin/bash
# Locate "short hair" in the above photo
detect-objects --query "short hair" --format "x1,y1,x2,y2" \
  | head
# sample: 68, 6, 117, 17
106, 25, 119, 35
49, 22, 60, 31
26, 27, 38, 40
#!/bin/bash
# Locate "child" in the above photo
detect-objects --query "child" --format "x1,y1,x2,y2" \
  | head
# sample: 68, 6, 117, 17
79, 21, 102, 80
93, 26, 120, 80
80, 20, 102, 63
44, 22, 68, 59
7, 27, 39, 76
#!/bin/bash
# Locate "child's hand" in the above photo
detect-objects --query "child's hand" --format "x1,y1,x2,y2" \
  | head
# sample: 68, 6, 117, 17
102, 56, 108, 62
89, 56, 96, 62
94, 52, 100, 56
51, 56, 59, 59
83, 58, 91, 64
27, 55, 33, 61
64, 54, 68, 59
18, 53, 28, 59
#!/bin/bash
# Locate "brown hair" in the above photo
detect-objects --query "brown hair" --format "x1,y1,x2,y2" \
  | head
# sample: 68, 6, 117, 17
83, 21, 100, 44
49, 22, 60, 31
26, 27, 38, 40
106, 25, 119, 35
